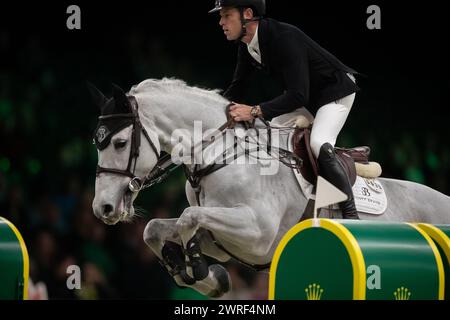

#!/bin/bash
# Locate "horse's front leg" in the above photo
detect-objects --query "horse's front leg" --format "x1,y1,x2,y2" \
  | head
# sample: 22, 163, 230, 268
176, 205, 278, 279
143, 218, 232, 297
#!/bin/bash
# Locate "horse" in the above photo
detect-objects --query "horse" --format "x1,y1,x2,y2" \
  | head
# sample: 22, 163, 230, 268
90, 78, 450, 298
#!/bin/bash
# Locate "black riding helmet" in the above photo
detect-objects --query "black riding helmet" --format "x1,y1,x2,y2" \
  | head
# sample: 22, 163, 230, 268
209, 0, 266, 41
208, 0, 266, 17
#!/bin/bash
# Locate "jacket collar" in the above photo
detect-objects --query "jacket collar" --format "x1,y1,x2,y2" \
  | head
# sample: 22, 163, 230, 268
247, 24, 261, 63
257, 18, 270, 69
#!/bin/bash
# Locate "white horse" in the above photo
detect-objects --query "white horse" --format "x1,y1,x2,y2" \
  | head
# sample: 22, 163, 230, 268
91, 78, 450, 298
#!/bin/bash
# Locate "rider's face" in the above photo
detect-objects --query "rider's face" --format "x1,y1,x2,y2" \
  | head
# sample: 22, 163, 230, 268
219, 8, 242, 41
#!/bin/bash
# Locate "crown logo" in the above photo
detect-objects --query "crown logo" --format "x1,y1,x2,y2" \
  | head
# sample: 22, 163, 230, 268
394, 287, 411, 300
305, 283, 324, 300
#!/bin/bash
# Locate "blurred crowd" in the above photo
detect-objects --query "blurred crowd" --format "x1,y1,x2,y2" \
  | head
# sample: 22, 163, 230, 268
0, 172, 269, 300
0, 28, 272, 300
1, 96, 448, 300
1, 24, 449, 300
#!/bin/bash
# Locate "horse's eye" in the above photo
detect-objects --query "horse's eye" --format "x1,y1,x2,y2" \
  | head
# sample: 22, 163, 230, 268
114, 140, 127, 149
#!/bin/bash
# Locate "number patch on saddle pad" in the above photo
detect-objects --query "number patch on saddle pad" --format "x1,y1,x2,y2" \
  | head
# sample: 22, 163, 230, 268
352, 177, 387, 215
364, 178, 384, 193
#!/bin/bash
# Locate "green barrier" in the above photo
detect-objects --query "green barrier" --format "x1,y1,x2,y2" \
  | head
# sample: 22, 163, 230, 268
416, 223, 450, 300
0, 217, 29, 300
269, 219, 445, 300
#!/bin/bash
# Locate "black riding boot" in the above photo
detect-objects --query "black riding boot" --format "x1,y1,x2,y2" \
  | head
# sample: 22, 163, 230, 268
317, 143, 360, 220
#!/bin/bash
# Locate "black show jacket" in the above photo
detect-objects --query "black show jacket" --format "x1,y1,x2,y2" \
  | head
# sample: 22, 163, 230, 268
224, 18, 360, 120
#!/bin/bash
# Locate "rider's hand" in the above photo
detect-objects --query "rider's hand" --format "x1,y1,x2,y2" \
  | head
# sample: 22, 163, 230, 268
229, 104, 255, 122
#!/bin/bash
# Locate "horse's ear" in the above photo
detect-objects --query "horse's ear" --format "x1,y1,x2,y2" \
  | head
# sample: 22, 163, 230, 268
87, 82, 107, 109
112, 83, 130, 114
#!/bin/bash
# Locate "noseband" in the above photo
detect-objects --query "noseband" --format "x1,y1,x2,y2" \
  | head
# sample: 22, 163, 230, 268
95, 96, 168, 193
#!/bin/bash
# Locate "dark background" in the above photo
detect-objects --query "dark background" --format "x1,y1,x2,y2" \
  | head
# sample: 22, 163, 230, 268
0, 1, 449, 299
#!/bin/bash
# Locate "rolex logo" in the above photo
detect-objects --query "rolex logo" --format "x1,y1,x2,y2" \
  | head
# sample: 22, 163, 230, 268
305, 283, 324, 300
394, 287, 411, 300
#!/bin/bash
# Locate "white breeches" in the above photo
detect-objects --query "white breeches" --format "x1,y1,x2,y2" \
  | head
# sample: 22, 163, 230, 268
270, 74, 357, 158
310, 92, 356, 157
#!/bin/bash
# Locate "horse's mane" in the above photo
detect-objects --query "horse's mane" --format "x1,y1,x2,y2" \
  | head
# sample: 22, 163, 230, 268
129, 78, 229, 106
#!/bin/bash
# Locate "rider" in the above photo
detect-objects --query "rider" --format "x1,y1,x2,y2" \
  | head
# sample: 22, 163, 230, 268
209, 0, 360, 219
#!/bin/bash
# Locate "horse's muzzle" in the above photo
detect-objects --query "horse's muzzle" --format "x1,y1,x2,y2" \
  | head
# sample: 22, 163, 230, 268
93, 196, 126, 225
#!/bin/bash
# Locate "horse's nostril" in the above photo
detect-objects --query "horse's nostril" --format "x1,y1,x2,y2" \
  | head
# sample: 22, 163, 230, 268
103, 204, 114, 217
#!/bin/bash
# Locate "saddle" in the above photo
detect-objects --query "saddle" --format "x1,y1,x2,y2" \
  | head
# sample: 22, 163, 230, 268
292, 125, 371, 186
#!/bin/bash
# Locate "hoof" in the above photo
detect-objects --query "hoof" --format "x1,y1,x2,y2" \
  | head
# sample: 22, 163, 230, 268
207, 264, 232, 298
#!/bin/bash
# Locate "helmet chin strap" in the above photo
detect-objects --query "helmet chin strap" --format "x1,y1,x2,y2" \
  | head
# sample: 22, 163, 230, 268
236, 8, 260, 42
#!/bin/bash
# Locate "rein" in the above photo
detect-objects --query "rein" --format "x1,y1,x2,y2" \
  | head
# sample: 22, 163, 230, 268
147, 103, 303, 205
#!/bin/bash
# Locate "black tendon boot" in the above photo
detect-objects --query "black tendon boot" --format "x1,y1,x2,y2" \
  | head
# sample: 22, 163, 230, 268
317, 143, 360, 220
161, 242, 196, 286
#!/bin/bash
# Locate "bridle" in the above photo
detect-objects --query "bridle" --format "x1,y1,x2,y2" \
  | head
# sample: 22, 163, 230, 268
94, 95, 231, 197
95, 96, 172, 193
95, 96, 302, 201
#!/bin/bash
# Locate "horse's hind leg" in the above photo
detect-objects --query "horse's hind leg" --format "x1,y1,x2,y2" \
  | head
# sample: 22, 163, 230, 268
143, 218, 232, 297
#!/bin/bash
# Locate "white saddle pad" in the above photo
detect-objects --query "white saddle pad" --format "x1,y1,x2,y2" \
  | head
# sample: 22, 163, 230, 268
286, 130, 388, 215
